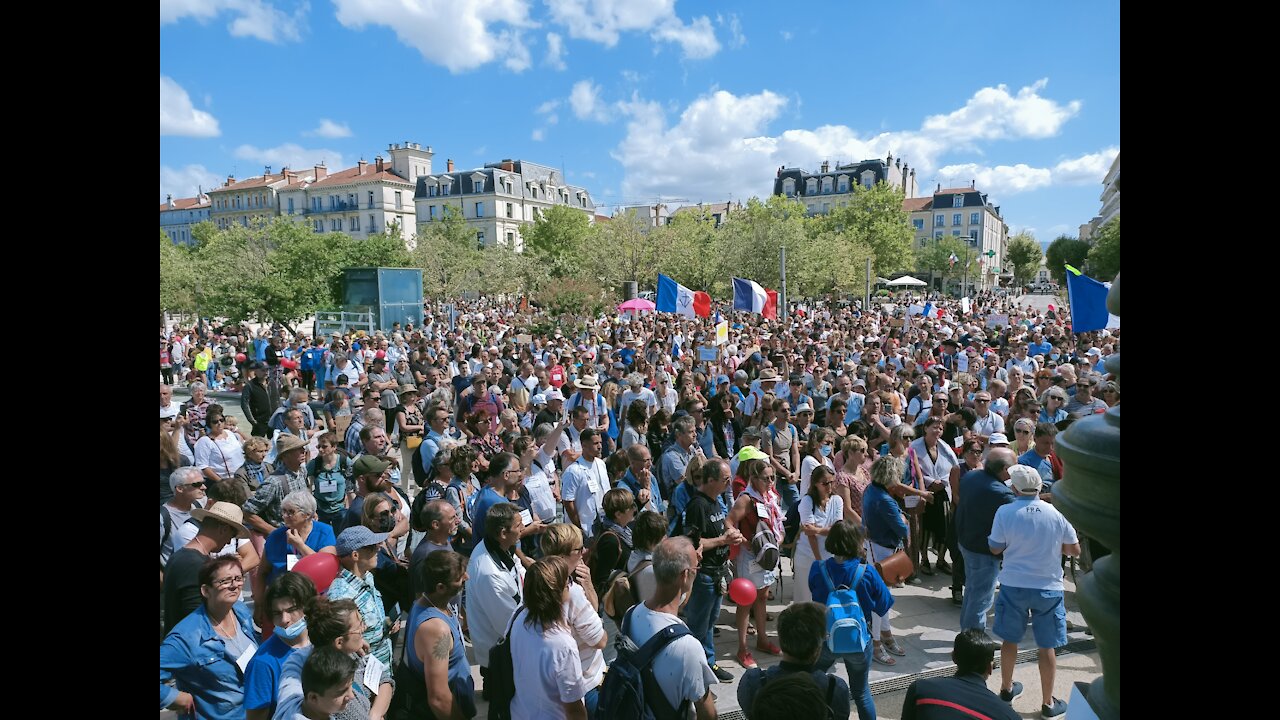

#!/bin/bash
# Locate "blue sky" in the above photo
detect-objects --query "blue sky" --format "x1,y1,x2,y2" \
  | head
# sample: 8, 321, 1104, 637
160, 0, 1119, 241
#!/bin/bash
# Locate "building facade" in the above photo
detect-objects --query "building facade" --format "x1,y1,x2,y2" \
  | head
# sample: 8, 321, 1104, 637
206, 169, 292, 230
671, 201, 742, 228
160, 193, 210, 245
277, 142, 431, 244
906, 183, 1010, 291
772, 153, 919, 214
414, 159, 595, 251
1080, 151, 1119, 242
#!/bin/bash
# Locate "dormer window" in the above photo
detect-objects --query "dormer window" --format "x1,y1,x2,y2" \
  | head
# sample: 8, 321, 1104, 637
806, 179, 817, 194
860, 170, 875, 189
821, 177, 833, 194
837, 176, 849, 193
953, 195, 964, 208
783, 179, 795, 196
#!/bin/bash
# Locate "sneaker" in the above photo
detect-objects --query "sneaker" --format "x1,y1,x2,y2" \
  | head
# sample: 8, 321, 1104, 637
711, 664, 735, 683
951, 590, 963, 606
999, 682, 1023, 703
1041, 698, 1067, 718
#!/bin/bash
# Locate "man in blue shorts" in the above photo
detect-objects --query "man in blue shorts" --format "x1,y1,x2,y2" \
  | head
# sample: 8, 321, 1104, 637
988, 465, 1080, 719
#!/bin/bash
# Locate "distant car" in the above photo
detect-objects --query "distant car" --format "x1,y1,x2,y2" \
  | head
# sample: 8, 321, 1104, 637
638, 291, 656, 301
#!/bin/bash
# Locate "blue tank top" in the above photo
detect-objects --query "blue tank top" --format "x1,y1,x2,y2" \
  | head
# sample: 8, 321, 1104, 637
407, 601, 476, 716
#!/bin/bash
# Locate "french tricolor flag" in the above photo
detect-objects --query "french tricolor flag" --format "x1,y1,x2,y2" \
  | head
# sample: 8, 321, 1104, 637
656, 273, 710, 318
732, 277, 777, 319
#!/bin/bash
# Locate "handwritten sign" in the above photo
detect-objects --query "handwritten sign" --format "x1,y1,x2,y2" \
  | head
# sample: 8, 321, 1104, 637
985, 314, 1009, 328
698, 347, 720, 362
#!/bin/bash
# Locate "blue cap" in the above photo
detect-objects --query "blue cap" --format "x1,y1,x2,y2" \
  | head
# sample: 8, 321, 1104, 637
716, 375, 730, 385
335, 526, 390, 557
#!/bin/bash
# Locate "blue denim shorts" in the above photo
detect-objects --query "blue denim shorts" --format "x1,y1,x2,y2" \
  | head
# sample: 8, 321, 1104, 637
993, 586, 1066, 649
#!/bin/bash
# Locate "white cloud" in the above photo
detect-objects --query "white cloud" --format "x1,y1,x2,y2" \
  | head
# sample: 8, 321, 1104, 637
160, 76, 220, 137
611, 80, 1096, 207
1052, 146, 1119, 184
159, 0, 307, 43
545, 32, 567, 70
333, 0, 533, 73
570, 80, 610, 122
233, 143, 346, 174
536, 99, 561, 114
160, 164, 224, 203
306, 118, 353, 138
921, 78, 1081, 144
545, 0, 720, 59
612, 89, 788, 203
531, 128, 545, 141
716, 12, 745, 49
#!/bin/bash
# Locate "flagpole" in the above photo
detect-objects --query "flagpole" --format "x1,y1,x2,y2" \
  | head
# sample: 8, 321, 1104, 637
779, 245, 788, 322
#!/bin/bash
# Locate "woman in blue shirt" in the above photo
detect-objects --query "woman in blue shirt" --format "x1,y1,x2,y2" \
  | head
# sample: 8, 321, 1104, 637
263, 490, 337, 590
861, 455, 911, 666
810, 520, 894, 720
1037, 388, 1069, 424
160, 555, 260, 720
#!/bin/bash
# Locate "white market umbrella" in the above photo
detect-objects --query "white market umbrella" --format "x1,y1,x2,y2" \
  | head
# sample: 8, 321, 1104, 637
885, 274, 926, 285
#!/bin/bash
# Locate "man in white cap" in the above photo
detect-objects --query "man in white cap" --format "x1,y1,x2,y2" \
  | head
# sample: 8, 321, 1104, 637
534, 387, 564, 430
988, 465, 1080, 718
565, 374, 609, 436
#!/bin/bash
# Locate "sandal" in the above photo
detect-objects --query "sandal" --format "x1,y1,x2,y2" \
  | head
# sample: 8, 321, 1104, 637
884, 637, 907, 656
736, 649, 758, 669
873, 645, 897, 666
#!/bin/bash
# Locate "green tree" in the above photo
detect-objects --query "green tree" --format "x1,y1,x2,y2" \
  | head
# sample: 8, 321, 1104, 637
584, 209, 663, 292
523, 205, 592, 278
816, 182, 916, 276
160, 231, 198, 314
718, 195, 809, 289
791, 229, 874, 298
195, 217, 345, 332
1086, 218, 1120, 280
1044, 235, 1091, 285
1005, 232, 1043, 287
914, 236, 971, 288
656, 210, 725, 293
413, 206, 483, 297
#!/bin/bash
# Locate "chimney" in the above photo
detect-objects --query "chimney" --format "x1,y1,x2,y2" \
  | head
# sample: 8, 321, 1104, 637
447, 158, 455, 172
776, 166, 782, 178
936, 183, 941, 193
358, 159, 367, 175
225, 176, 235, 187
895, 157, 901, 168
820, 160, 829, 173
166, 194, 174, 209
314, 164, 327, 181
264, 165, 272, 177
501, 159, 515, 172
971, 179, 976, 188
375, 156, 384, 173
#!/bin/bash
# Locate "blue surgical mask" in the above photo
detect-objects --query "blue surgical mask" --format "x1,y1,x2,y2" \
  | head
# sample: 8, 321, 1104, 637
820, 446, 833, 457
276, 617, 307, 640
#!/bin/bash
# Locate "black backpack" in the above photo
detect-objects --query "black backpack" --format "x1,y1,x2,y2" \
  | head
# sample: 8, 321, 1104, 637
485, 607, 523, 720
596, 605, 692, 720
753, 669, 838, 720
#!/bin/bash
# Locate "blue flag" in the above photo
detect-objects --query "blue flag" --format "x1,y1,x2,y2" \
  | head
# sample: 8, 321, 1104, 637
1065, 269, 1117, 333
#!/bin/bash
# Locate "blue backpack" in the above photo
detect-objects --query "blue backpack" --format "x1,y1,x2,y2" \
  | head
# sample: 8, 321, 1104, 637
597, 605, 691, 720
818, 559, 870, 655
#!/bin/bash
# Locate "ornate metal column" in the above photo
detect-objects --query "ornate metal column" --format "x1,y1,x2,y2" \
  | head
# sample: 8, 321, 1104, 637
1054, 273, 1120, 719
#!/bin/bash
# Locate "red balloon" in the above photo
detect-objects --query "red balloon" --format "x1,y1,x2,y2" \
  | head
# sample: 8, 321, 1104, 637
292, 552, 340, 593
235, 353, 247, 363
728, 577, 758, 606
281, 358, 298, 370
375, 349, 386, 359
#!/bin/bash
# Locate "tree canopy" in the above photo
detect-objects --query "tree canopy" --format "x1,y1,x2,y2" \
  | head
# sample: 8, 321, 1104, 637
1005, 232, 1043, 287
1044, 235, 1091, 285
1087, 218, 1120, 281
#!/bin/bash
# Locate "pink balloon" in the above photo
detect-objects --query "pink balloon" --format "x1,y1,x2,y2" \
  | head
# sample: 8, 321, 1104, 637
281, 358, 299, 370
375, 349, 386, 359
292, 551, 340, 593
728, 577, 758, 606
235, 353, 247, 363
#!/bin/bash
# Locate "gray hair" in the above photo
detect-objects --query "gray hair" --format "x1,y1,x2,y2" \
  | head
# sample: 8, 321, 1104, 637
421, 499, 451, 529
363, 407, 385, 425
532, 422, 555, 442
188, 381, 207, 393
652, 536, 696, 585
870, 455, 904, 489
289, 387, 309, 403
627, 373, 645, 388
670, 415, 695, 437
282, 489, 316, 517
169, 467, 204, 493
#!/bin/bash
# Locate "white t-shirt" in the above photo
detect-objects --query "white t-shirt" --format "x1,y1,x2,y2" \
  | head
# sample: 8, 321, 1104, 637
561, 457, 608, 537
624, 603, 716, 712
990, 498, 1078, 592
193, 433, 244, 477
973, 411, 1005, 437
620, 387, 658, 415
524, 449, 559, 522
799, 455, 835, 497
510, 619, 589, 720
795, 494, 845, 563
565, 583, 606, 689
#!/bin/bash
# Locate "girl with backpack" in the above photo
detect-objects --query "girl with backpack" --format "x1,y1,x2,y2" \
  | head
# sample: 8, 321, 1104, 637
809, 520, 894, 720
726, 458, 785, 670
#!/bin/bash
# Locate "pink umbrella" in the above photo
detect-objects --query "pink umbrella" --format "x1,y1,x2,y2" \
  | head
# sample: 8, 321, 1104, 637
617, 298, 656, 312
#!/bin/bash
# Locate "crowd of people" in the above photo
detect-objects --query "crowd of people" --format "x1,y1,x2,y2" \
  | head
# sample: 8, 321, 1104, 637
160, 289, 1115, 719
